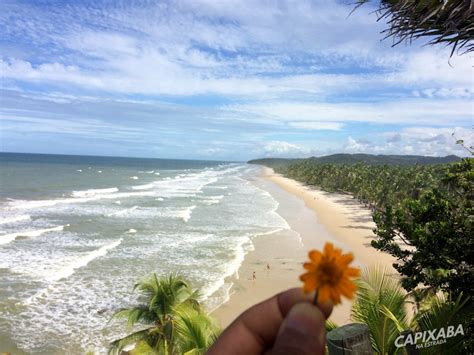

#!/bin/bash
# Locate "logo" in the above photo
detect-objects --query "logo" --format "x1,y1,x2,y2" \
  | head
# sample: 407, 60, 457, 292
395, 324, 465, 350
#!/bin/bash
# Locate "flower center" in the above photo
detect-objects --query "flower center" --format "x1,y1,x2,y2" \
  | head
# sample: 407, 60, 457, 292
318, 258, 343, 285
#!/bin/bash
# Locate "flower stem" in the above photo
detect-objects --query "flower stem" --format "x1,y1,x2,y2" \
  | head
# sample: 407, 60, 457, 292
313, 289, 319, 306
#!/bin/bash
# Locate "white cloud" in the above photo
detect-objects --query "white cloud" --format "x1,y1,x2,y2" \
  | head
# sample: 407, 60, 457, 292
344, 136, 366, 153
0, 59, 104, 87
341, 127, 472, 157
224, 99, 472, 126
288, 121, 344, 130
1, 1, 471, 99
262, 140, 309, 157
65, 31, 139, 57
413, 87, 473, 99
392, 50, 472, 88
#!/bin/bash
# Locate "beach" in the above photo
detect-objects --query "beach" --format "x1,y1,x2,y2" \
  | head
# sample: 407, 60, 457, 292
212, 167, 398, 327
0, 154, 398, 353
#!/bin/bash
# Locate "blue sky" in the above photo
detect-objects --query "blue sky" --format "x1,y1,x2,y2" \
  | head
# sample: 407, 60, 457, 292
0, 0, 472, 161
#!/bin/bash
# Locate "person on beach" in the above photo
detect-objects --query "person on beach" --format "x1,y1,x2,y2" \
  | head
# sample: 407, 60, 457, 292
208, 287, 332, 355
266, 263, 270, 271
252, 271, 256, 280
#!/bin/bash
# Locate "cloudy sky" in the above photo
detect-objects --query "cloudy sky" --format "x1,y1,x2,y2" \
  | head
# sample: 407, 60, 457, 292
0, 0, 472, 161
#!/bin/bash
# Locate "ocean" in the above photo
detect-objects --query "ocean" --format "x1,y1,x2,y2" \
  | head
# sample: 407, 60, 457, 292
0, 153, 290, 353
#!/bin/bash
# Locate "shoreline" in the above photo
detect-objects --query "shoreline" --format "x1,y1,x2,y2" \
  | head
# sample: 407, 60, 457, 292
212, 166, 397, 327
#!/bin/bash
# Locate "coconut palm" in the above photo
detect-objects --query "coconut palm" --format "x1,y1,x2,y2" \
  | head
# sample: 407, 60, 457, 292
108, 273, 218, 355
351, 265, 409, 354
413, 293, 470, 355
342, 266, 469, 354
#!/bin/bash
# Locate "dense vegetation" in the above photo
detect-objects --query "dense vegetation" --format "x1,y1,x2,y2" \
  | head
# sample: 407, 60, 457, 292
249, 153, 461, 167
251, 154, 473, 351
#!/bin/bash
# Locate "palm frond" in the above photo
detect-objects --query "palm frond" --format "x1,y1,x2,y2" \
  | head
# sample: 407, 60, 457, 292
356, 0, 474, 55
351, 265, 408, 354
108, 327, 157, 355
129, 340, 159, 355
325, 319, 339, 332
414, 293, 470, 354
380, 305, 407, 333
113, 305, 157, 329
175, 309, 220, 354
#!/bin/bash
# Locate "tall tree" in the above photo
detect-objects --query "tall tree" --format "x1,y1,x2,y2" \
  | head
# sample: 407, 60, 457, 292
109, 273, 219, 355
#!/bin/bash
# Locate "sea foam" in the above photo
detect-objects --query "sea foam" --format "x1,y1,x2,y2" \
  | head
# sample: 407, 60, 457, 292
107, 206, 138, 217
131, 183, 155, 190
201, 236, 254, 310
7, 190, 155, 210
178, 205, 196, 222
202, 195, 224, 205
0, 225, 64, 245
45, 239, 122, 282
0, 214, 30, 225
72, 187, 119, 197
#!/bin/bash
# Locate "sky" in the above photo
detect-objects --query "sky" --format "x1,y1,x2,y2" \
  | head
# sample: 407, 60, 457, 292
0, 0, 472, 161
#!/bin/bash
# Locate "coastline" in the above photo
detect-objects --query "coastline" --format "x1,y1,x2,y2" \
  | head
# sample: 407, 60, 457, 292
212, 166, 397, 327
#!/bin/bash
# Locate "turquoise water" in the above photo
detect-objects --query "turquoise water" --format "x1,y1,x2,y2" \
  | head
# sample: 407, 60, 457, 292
0, 153, 290, 353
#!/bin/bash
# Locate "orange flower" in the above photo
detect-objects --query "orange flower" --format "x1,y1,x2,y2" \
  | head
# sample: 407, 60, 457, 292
300, 242, 360, 305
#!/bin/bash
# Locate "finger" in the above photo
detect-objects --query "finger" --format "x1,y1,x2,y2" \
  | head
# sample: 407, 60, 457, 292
207, 288, 334, 355
315, 299, 333, 320
207, 288, 311, 355
269, 303, 327, 355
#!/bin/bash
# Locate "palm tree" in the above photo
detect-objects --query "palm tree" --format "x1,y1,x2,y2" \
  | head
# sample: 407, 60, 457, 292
109, 273, 219, 355
345, 266, 469, 354
351, 265, 409, 354
413, 293, 470, 355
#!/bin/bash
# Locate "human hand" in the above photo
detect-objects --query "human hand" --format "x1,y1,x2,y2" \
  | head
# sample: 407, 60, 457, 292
207, 287, 333, 355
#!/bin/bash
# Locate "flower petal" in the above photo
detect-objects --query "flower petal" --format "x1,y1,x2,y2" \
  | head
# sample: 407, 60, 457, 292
318, 285, 331, 304
329, 287, 342, 305
338, 279, 356, 298
302, 275, 317, 293
323, 243, 334, 256
309, 250, 322, 264
346, 267, 360, 278
303, 262, 317, 272
340, 253, 354, 265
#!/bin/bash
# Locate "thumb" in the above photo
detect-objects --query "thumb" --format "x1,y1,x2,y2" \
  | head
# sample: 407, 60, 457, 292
269, 302, 326, 355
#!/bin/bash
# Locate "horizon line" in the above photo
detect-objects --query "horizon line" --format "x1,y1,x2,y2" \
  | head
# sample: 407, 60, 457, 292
0, 150, 464, 163
0, 151, 243, 164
